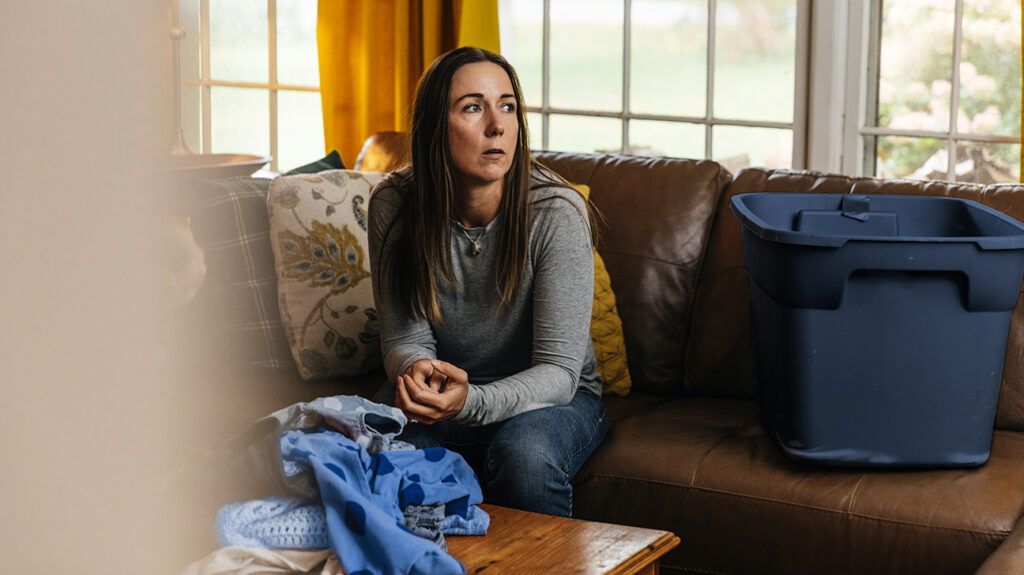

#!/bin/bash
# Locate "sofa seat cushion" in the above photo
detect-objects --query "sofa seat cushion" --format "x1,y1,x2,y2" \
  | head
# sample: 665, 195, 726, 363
602, 390, 677, 427
573, 397, 1024, 575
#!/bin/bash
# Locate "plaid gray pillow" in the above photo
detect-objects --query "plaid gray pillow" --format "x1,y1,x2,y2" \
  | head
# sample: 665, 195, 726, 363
184, 176, 293, 372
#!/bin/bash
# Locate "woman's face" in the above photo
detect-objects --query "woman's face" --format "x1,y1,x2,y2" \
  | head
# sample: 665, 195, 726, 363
446, 62, 519, 191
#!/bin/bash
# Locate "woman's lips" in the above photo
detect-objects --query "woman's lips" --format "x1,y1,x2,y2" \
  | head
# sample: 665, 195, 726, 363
482, 148, 505, 158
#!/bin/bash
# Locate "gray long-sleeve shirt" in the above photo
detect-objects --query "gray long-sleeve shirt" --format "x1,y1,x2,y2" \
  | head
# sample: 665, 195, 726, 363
367, 173, 603, 426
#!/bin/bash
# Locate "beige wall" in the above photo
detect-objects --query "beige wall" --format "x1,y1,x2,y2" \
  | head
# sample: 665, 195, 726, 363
0, 1, 191, 573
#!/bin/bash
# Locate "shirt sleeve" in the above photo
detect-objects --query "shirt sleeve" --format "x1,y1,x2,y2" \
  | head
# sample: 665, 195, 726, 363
367, 181, 437, 386
454, 189, 595, 426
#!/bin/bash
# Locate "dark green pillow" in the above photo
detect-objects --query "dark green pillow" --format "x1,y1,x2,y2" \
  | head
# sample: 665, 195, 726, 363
283, 150, 346, 175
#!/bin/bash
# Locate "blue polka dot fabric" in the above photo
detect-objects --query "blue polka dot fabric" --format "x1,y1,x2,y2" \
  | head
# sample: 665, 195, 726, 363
280, 428, 485, 575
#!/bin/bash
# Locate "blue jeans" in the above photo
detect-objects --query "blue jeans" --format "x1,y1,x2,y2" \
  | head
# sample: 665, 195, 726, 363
376, 387, 608, 517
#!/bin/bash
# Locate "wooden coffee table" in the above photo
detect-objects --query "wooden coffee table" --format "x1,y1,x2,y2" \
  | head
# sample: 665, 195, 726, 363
447, 504, 680, 574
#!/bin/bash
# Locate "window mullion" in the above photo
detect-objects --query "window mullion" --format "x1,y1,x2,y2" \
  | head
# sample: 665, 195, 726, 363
200, 0, 211, 153
622, 0, 631, 154
269, 0, 278, 171
792, 0, 811, 170
542, 0, 551, 150
705, 0, 716, 159
845, 0, 874, 176
947, 0, 964, 181
807, 0, 849, 172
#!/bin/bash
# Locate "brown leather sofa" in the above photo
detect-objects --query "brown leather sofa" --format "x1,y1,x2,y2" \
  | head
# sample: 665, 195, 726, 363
190, 134, 1024, 574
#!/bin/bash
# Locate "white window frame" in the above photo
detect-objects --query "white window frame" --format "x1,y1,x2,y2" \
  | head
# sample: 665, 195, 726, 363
180, 0, 320, 172
816, 0, 1021, 179
527, 0, 811, 169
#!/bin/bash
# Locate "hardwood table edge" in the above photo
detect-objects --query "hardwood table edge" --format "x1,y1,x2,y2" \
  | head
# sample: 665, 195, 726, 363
607, 531, 682, 575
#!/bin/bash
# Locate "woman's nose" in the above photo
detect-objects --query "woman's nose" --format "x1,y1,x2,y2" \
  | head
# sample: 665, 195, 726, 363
485, 110, 505, 137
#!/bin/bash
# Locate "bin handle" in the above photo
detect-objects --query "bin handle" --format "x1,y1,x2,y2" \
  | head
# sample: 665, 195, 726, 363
841, 195, 870, 222
838, 264, 1012, 312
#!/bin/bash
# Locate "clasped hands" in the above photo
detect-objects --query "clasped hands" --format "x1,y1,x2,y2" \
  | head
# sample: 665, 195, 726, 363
396, 358, 469, 425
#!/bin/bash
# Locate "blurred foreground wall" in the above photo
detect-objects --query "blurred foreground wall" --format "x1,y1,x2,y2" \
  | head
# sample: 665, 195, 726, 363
0, 2, 195, 572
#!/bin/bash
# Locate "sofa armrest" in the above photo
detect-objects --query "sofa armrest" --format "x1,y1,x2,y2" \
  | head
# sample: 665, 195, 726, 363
976, 515, 1024, 574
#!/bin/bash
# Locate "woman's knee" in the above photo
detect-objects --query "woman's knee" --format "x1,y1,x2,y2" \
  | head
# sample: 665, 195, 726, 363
484, 429, 573, 516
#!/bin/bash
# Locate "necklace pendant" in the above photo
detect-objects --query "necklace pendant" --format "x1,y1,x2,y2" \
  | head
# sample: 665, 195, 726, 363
470, 243, 482, 256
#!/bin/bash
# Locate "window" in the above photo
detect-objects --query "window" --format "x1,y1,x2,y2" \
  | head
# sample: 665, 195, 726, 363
499, 0, 809, 171
843, 0, 1021, 183
178, 0, 323, 173
177, 1, 1020, 182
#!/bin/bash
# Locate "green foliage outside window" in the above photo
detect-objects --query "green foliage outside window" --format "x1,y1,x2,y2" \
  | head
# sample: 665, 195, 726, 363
876, 0, 1020, 180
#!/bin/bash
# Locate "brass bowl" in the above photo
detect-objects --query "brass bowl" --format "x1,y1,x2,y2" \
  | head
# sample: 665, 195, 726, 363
157, 153, 271, 180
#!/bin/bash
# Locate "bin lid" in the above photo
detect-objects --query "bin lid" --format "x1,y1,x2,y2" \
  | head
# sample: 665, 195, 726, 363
730, 193, 1024, 250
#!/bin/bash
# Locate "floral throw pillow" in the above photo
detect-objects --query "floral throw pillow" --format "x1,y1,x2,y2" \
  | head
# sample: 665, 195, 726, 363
267, 170, 385, 379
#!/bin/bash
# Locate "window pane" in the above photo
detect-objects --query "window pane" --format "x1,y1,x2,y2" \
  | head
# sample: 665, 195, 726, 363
548, 115, 622, 153
277, 0, 319, 86
278, 91, 325, 173
629, 120, 704, 158
714, 0, 796, 123
550, 0, 623, 112
876, 1, 954, 132
958, 0, 1021, 137
211, 87, 269, 157
178, 0, 201, 79
499, 0, 543, 107
210, 0, 268, 83
954, 142, 1021, 184
712, 125, 791, 170
526, 112, 544, 150
873, 136, 947, 180
631, 0, 707, 117
182, 84, 202, 153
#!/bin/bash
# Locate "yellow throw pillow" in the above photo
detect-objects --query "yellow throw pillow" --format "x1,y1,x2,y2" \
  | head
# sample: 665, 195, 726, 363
573, 184, 632, 396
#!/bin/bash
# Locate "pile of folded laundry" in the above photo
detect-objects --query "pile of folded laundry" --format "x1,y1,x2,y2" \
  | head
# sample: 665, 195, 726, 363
181, 395, 488, 575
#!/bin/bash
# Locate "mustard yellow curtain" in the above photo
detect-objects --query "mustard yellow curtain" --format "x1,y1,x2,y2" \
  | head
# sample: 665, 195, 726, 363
317, 0, 500, 165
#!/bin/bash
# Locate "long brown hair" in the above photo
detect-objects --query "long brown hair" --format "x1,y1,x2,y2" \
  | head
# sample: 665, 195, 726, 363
377, 47, 598, 323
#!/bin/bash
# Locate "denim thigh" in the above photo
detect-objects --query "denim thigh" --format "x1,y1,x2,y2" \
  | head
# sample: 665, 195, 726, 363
486, 388, 608, 484
378, 383, 609, 504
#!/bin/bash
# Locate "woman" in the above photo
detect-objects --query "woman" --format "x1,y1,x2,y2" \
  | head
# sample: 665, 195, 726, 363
368, 47, 607, 518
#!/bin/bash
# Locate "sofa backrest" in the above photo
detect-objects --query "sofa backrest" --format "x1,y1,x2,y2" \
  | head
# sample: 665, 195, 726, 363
355, 139, 732, 395
354, 133, 1024, 431
534, 151, 731, 395
685, 167, 1024, 432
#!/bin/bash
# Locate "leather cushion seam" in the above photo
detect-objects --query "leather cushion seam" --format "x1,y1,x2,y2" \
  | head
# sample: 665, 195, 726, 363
599, 248, 699, 270
583, 474, 1013, 537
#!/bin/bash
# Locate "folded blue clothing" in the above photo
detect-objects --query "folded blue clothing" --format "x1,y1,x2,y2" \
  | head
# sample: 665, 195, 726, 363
217, 497, 329, 549
280, 427, 486, 575
217, 495, 490, 550
441, 505, 490, 536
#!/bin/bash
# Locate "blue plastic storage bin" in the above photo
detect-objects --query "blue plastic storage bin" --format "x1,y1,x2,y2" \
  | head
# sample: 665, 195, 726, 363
730, 193, 1024, 467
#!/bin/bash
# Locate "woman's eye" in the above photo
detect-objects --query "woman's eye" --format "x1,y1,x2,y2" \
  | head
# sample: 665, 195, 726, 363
464, 103, 481, 112
501, 102, 516, 112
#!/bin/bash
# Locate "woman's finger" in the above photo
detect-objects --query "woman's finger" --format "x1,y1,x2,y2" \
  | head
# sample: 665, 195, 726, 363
406, 375, 447, 410
397, 377, 433, 418
406, 360, 433, 387
399, 380, 440, 423
427, 369, 446, 392
430, 360, 468, 382
394, 376, 414, 411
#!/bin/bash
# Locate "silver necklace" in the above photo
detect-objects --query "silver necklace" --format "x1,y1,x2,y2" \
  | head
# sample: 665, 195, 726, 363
453, 219, 487, 256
